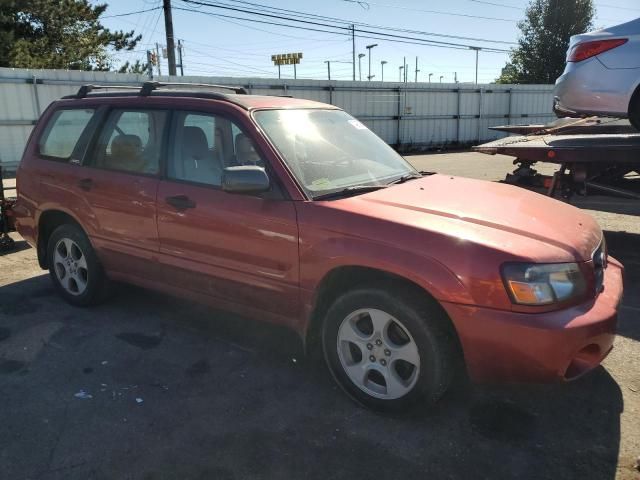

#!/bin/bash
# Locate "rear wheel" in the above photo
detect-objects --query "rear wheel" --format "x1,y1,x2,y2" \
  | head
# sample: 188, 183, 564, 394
322, 287, 458, 412
47, 224, 109, 306
629, 93, 640, 130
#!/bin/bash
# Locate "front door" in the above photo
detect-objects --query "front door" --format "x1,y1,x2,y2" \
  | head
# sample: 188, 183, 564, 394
156, 110, 300, 323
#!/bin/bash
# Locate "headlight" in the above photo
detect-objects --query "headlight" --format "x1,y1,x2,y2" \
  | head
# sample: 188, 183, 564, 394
502, 263, 587, 306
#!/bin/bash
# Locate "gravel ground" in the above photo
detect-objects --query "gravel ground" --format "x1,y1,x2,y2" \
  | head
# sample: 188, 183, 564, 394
1, 154, 639, 480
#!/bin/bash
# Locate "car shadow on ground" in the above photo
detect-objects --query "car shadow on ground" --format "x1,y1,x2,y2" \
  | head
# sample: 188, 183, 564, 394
0, 272, 626, 480
604, 230, 640, 343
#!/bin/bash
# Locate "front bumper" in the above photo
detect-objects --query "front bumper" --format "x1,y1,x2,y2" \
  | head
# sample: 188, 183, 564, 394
442, 257, 624, 383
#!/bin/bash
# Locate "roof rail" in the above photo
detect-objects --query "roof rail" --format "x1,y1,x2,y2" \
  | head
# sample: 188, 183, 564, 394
71, 81, 248, 100
75, 84, 140, 99
140, 81, 247, 95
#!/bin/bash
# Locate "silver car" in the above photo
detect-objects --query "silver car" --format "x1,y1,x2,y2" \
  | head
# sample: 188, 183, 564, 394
554, 18, 640, 129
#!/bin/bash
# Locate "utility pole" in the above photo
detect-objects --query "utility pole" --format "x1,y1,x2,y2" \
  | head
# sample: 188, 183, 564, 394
403, 56, 406, 83
177, 39, 184, 76
399, 65, 403, 82
146, 50, 153, 79
428, 73, 433, 83
325, 60, 331, 80
294, 63, 297, 79
155, 43, 162, 76
366, 44, 377, 81
414, 56, 419, 83
470, 46, 481, 85
163, 0, 177, 76
351, 24, 356, 81
380, 60, 387, 81
358, 53, 365, 81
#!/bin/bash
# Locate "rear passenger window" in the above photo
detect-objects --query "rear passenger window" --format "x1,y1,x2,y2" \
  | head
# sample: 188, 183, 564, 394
90, 109, 168, 175
39, 109, 95, 160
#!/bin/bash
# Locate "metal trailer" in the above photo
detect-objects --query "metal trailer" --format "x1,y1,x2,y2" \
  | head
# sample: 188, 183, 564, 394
0, 165, 16, 251
473, 117, 640, 200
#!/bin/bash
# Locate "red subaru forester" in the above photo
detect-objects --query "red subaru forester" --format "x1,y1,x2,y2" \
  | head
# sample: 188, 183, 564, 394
14, 82, 624, 411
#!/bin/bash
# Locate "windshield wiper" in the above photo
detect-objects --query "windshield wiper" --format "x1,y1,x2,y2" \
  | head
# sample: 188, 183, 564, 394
313, 184, 388, 201
388, 172, 423, 185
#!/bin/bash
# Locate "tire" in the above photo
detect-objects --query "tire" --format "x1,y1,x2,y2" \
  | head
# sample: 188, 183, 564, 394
321, 286, 458, 412
46, 224, 109, 306
629, 93, 640, 131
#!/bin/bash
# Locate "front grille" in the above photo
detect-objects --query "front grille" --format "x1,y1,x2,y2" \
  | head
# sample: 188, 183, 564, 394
592, 239, 606, 294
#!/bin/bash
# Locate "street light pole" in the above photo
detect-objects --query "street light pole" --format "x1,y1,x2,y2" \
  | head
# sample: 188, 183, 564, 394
439, 75, 444, 83
380, 60, 387, 81
469, 46, 481, 85
366, 44, 378, 81
358, 53, 365, 81
399, 65, 404, 82
428, 73, 433, 83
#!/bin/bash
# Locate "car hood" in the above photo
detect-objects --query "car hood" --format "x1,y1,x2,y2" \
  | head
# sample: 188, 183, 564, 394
339, 174, 602, 262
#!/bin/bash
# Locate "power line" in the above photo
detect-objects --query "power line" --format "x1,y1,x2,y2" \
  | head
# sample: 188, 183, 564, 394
177, 1, 510, 52
195, 0, 517, 45
340, 0, 518, 22
102, 6, 162, 18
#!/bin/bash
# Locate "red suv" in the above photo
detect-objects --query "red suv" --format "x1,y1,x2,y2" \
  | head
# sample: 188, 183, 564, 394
14, 82, 624, 411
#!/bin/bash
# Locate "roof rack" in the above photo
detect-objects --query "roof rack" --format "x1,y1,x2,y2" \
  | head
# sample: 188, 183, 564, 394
75, 84, 140, 99
140, 81, 247, 95
73, 81, 248, 99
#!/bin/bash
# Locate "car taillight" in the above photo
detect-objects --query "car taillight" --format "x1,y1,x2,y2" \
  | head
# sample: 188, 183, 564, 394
567, 38, 628, 62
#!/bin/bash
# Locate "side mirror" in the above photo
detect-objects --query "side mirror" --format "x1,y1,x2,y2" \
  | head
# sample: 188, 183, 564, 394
222, 165, 270, 194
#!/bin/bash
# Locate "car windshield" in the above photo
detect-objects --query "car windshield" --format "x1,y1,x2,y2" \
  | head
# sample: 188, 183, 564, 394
253, 109, 417, 198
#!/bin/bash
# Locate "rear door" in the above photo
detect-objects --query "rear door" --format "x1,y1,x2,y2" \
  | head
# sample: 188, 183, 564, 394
156, 109, 300, 323
80, 108, 169, 279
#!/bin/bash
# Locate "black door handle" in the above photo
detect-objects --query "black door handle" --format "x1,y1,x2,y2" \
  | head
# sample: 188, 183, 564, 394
165, 195, 196, 210
78, 178, 93, 191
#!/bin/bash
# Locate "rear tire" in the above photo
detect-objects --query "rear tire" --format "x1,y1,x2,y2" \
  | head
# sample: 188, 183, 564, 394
322, 286, 458, 412
629, 93, 640, 131
47, 224, 109, 306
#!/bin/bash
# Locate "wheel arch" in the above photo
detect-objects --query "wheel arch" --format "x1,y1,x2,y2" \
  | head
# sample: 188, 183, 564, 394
304, 265, 464, 367
36, 209, 84, 269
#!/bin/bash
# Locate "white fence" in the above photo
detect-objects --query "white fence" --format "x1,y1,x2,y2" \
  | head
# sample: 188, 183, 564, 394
0, 67, 555, 171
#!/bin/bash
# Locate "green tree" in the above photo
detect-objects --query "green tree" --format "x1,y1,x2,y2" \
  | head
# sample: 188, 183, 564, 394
118, 60, 149, 74
496, 0, 594, 84
0, 0, 142, 71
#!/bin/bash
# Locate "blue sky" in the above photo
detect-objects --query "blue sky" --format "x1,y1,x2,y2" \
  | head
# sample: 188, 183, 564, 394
98, 0, 639, 83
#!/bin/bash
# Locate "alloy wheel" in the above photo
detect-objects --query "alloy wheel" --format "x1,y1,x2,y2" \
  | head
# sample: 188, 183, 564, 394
53, 238, 89, 296
336, 308, 421, 400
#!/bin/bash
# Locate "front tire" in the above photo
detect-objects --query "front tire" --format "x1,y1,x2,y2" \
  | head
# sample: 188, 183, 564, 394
47, 224, 109, 306
322, 287, 458, 412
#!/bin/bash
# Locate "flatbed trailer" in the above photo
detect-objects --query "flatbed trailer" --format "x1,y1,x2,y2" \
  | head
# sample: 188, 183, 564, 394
0, 165, 16, 251
474, 118, 640, 200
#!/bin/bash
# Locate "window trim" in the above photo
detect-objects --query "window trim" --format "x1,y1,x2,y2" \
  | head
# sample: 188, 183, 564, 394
37, 107, 98, 162
83, 106, 171, 178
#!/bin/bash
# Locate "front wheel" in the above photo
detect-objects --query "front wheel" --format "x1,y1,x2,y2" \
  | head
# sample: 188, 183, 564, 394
322, 287, 458, 412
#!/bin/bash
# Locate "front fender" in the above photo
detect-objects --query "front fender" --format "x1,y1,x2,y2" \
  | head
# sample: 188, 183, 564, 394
300, 234, 474, 305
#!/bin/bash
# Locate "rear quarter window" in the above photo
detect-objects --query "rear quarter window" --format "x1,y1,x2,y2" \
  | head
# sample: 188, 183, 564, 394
38, 109, 95, 160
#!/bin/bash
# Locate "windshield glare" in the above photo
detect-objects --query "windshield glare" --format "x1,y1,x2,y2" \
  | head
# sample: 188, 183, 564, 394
254, 109, 416, 198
